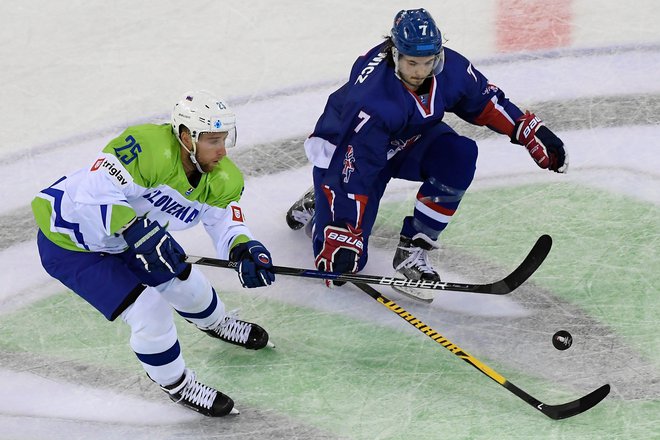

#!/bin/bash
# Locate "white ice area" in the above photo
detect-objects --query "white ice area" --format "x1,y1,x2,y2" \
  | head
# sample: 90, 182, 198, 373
470, 125, 660, 206
2, 0, 659, 157
0, 369, 198, 424
483, 50, 660, 102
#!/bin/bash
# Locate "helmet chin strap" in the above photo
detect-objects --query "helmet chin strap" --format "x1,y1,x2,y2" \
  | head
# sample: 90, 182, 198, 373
181, 135, 206, 174
392, 47, 403, 81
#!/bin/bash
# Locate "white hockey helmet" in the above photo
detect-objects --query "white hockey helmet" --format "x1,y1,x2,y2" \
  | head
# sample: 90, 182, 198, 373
171, 90, 237, 148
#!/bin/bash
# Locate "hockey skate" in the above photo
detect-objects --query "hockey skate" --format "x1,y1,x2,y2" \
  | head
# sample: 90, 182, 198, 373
286, 186, 315, 231
161, 368, 238, 417
392, 233, 441, 303
201, 310, 274, 350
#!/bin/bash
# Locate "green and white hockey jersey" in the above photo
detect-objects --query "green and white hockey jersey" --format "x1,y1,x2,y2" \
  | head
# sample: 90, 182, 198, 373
32, 123, 253, 258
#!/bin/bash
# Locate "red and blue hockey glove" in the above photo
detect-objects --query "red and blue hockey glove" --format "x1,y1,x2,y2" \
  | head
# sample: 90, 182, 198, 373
123, 217, 187, 275
513, 111, 569, 173
315, 224, 364, 288
229, 240, 275, 288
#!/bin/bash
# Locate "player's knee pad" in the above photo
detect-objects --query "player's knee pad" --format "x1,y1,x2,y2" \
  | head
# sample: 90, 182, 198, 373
157, 266, 211, 309
159, 266, 225, 326
425, 136, 478, 189
121, 288, 177, 353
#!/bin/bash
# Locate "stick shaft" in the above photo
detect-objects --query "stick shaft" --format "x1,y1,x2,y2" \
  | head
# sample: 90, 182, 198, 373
352, 282, 610, 420
186, 234, 551, 294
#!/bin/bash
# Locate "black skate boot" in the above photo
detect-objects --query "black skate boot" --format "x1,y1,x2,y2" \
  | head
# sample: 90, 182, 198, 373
201, 310, 274, 350
161, 368, 237, 416
286, 186, 315, 231
392, 233, 441, 303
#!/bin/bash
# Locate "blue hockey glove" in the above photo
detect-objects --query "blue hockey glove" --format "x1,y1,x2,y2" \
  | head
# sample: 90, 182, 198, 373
123, 217, 187, 275
513, 112, 569, 173
229, 240, 275, 288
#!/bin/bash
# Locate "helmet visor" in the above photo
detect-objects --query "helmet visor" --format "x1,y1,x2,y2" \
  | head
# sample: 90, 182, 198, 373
432, 47, 445, 75
393, 47, 445, 80
196, 127, 237, 149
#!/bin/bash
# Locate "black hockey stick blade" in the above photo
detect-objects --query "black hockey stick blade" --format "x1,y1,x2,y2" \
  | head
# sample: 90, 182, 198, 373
535, 384, 611, 420
503, 380, 610, 420
186, 235, 551, 295
474, 233, 552, 294
352, 282, 610, 420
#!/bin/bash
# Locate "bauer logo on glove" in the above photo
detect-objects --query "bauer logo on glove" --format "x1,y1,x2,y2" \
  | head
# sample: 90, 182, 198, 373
513, 111, 569, 173
520, 114, 541, 138
326, 230, 364, 250
315, 224, 364, 287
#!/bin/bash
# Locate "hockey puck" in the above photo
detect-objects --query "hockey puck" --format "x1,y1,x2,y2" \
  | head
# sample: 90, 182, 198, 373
552, 330, 573, 350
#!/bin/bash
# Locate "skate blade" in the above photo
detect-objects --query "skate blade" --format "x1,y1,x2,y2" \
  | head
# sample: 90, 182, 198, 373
266, 340, 276, 349
392, 286, 435, 303
230, 407, 240, 415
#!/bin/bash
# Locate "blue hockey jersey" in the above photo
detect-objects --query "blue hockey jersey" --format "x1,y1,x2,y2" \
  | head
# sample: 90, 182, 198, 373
304, 42, 524, 229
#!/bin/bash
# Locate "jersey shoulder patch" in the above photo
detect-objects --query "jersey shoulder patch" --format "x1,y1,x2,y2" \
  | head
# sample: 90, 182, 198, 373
89, 153, 133, 187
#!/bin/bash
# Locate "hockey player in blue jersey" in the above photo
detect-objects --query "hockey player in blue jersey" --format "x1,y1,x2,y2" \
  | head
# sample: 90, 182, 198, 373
286, 8, 567, 302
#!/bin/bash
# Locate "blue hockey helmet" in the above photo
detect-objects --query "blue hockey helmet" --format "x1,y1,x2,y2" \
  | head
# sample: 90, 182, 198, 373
390, 9, 443, 57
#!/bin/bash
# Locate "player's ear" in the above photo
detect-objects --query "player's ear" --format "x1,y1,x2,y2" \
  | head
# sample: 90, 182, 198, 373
179, 127, 192, 148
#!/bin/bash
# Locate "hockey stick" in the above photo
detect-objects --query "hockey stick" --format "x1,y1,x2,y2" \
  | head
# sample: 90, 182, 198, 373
186, 234, 552, 295
352, 282, 610, 419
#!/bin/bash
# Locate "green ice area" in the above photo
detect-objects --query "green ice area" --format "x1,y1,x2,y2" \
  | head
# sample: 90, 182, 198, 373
377, 182, 660, 369
1, 182, 658, 439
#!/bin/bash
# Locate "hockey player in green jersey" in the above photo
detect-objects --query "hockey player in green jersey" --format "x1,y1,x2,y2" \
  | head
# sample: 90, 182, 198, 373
32, 90, 276, 417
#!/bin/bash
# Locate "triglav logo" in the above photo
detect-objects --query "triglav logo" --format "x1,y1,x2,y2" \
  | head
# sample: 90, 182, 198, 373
91, 157, 129, 186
